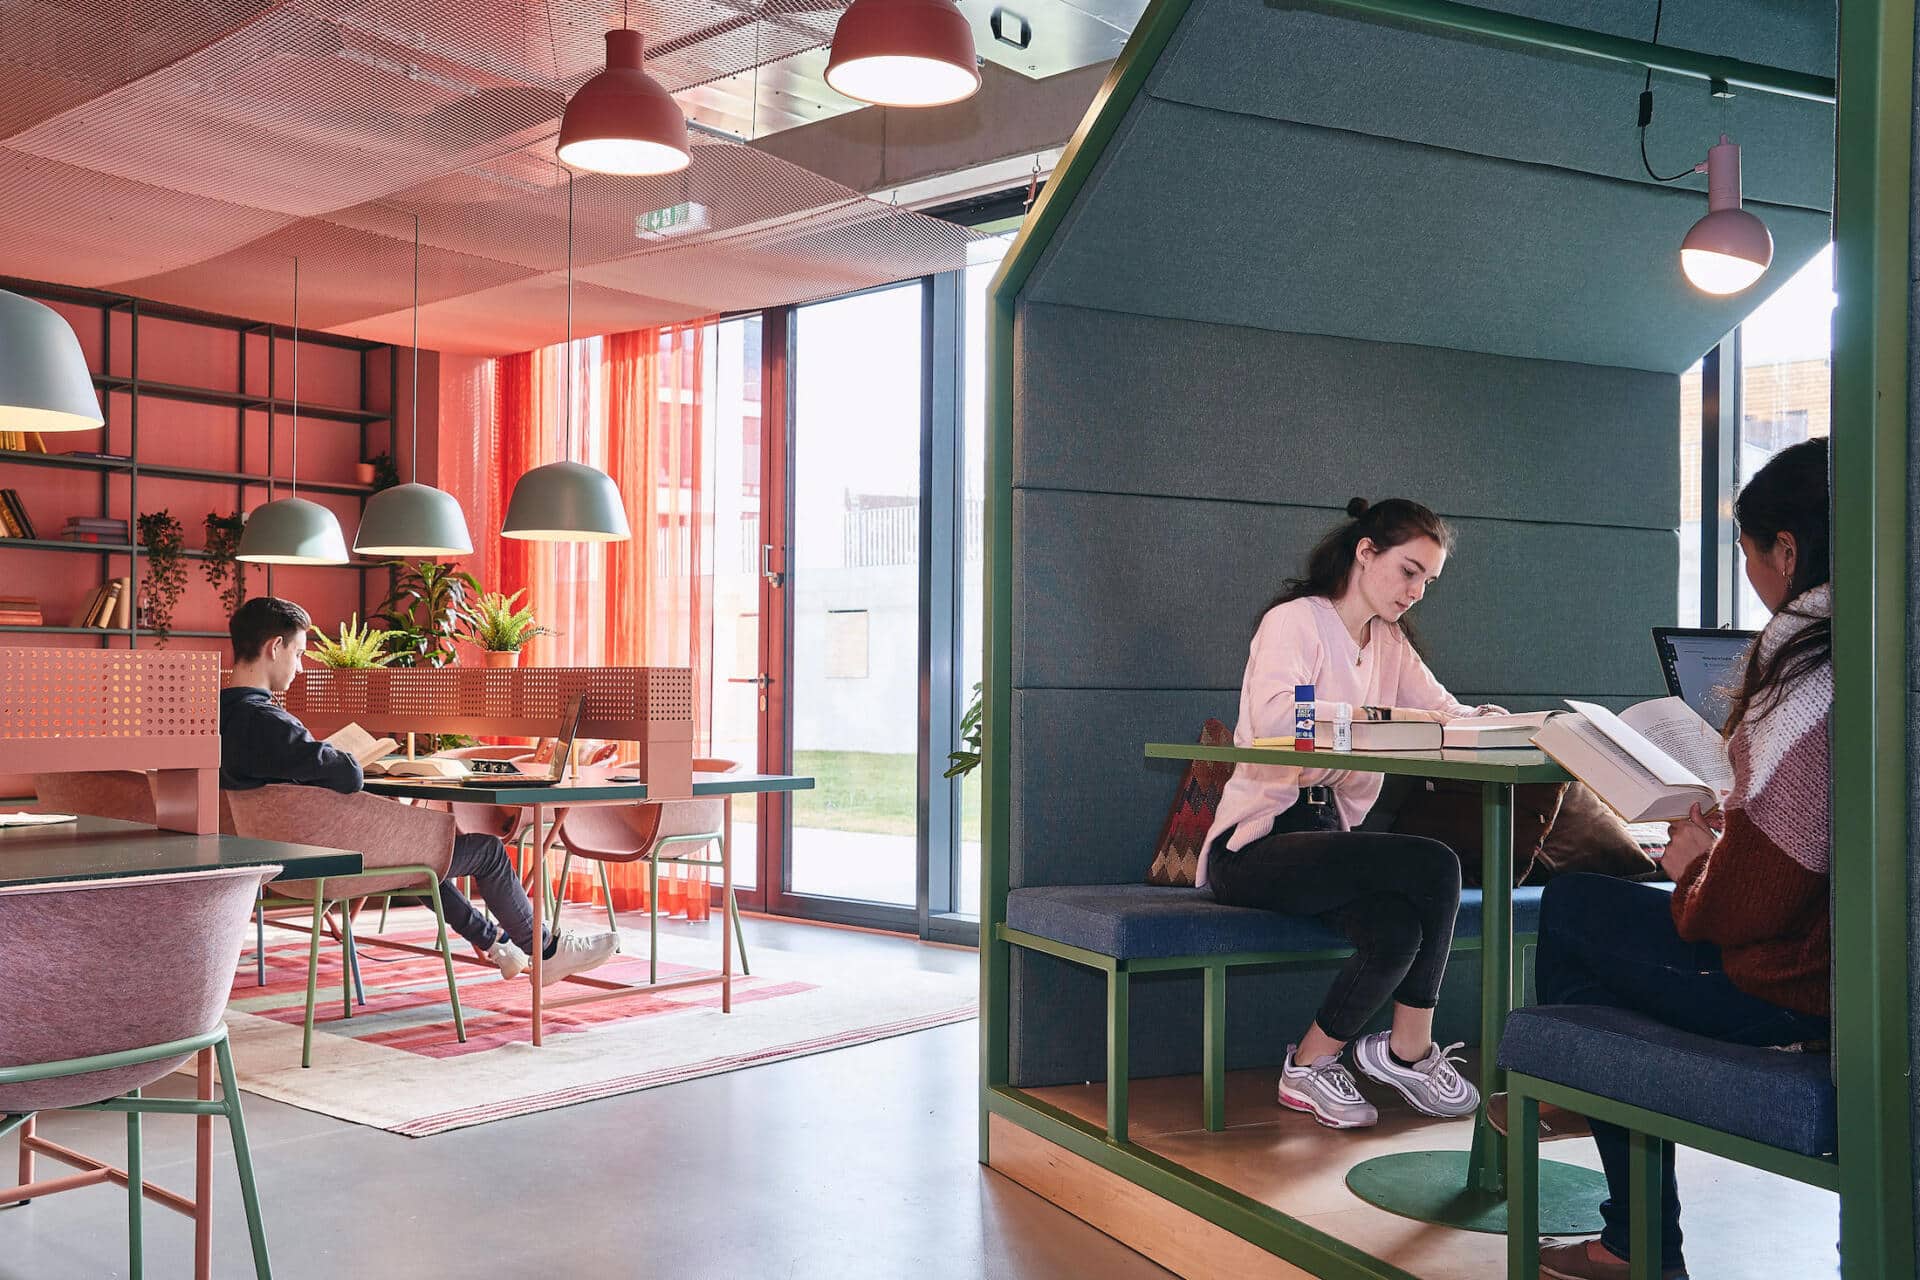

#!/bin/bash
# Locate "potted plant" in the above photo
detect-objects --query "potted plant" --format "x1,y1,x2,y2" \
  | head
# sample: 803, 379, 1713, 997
462, 589, 555, 667
202, 512, 247, 619
308, 615, 400, 669
136, 511, 187, 643
944, 682, 983, 778
358, 453, 400, 490
375, 560, 477, 668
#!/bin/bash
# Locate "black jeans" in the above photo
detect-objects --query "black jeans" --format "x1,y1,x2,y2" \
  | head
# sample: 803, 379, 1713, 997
1207, 802, 1463, 1042
435, 832, 545, 956
1535, 873, 1830, 1272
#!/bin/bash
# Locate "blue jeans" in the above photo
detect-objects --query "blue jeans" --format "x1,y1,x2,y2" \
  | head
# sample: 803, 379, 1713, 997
436, 832, 543, 956
1534, 873, 1829, 1272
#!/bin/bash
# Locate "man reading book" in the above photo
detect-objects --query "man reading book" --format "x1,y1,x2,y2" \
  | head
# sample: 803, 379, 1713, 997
220, 596, 616, 984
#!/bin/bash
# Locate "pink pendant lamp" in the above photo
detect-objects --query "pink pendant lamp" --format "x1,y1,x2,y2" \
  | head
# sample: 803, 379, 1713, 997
825, 0, 982, 107
557, 28, 690, 175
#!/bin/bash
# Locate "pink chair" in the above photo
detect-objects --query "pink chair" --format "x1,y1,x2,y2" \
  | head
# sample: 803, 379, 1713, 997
225, 786, 468, 1068
0, 865, 278, 1278
553, 758, 748, 982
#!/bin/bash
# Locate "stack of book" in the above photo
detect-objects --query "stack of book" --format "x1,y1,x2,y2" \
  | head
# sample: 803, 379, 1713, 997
0, 430, 46, 453
0, 595, 43, 627
0, 489, 34, 538
69, 578, 132, 630
62, 516, 129, 543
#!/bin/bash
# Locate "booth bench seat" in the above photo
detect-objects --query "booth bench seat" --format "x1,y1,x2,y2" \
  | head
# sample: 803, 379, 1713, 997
999, 882, 1544, 1141
1499, 1004, 1836, 1279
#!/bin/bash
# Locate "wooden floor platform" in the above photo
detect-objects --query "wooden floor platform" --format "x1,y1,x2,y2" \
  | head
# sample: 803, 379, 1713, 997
991, 1064, 1839, 1280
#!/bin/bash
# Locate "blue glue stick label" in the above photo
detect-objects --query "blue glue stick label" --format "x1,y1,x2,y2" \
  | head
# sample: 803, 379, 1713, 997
1294, 684, 1315, 750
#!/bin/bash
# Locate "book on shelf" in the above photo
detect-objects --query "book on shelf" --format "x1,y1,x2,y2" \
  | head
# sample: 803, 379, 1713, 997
112, 577, 131, 629
0, 610, 43, 626
58, 451, 130, 463
323, 722, 402, 769
65, 517, 129, 532
62, 531, 129, 544
1530, 698, 1733, 824
0, 489, 33, 538
93, 579, 124, 628
0, 431, 47, 453
69, 583, 108, 628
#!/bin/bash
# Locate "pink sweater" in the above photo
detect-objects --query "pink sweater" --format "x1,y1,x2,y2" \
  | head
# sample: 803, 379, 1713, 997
1198, 596, 1471, 889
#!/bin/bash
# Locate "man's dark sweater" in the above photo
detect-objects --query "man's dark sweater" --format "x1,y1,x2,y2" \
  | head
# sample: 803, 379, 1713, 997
219, 686, 363, 794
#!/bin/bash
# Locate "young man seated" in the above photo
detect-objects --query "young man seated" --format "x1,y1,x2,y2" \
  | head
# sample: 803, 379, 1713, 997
220, 596, 617, 985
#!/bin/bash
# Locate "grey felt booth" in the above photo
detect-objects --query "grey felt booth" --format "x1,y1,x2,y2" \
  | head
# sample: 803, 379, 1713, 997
1004, 0, 1836, 1087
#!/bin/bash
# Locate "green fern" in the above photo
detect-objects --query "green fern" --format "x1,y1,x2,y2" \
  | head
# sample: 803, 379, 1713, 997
463, 590, 555, 653
309, 615, 400, 669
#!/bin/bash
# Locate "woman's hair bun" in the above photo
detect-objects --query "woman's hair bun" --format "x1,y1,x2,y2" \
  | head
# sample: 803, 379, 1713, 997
1345, 497, 1370, 520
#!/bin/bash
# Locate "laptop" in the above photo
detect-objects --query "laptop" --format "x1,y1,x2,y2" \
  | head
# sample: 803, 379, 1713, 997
458, 694, 585, 788
1652, 627, 1758, 733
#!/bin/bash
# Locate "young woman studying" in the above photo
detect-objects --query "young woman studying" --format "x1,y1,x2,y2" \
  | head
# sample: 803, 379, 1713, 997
1527, 438, 1832, 1280
1199, 497, 1504, 1128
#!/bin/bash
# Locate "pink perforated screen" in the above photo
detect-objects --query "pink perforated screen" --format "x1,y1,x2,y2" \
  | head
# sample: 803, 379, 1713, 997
0, 648, 221, 775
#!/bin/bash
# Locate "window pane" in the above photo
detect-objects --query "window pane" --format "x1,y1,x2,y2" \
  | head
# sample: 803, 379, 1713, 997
1677, 359, 1702, 627
708, 316, 764, 889
1734, 245, 1832, 628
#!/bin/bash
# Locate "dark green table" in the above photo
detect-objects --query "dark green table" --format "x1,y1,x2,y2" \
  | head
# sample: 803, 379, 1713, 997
1145, 742, 1604, 1234
0, 814, 364, 886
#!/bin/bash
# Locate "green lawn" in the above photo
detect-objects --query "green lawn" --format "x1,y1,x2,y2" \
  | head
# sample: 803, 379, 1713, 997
792, 750, 982, 843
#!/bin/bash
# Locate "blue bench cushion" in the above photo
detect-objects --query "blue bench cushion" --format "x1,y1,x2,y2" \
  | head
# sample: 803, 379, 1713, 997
1497, 1004, 1836, 1159
1004, 883, 1542, 961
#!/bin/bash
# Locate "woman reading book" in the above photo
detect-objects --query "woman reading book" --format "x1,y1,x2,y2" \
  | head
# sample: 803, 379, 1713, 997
1525, 438, 1832, 1280
1200, 497, 1504, 1127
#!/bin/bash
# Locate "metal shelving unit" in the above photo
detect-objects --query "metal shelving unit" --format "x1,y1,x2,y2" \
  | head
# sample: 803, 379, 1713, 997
0, 276, 396, 647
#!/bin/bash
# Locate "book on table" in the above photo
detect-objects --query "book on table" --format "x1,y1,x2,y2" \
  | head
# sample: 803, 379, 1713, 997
363, 756, 469, 780
1530, 697, 1733, 823
323, 722, 402, 769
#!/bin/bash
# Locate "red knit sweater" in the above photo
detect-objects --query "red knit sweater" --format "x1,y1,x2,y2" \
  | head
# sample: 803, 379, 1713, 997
1669, 589, 1831, 1017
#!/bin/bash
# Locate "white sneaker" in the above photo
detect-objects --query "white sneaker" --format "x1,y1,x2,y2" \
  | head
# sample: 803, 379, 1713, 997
540, 930, 619, 986
485, 937, 530, 980
1352, 1033, 1480, 1118
1277, 1044, 1378, 1128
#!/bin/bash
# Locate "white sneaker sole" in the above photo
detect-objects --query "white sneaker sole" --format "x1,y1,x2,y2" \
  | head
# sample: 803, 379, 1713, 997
1277, 1083, 1376, 1129
1352, 1040, 1478, 1119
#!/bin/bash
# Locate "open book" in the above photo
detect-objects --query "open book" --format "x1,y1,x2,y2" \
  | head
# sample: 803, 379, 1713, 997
322, 722, 400, 769
364, 756, 469, 780
1531, 697, 1733, 823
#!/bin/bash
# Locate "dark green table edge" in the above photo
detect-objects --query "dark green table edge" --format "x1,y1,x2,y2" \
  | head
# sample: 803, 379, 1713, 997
0, 816, 364, 886
362, 772, 816, 805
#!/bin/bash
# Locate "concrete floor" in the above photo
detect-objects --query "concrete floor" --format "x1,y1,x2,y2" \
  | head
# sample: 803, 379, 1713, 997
0, 918, 1172, 1280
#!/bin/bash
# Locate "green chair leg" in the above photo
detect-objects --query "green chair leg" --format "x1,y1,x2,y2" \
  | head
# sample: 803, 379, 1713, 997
216, 1035, 274, 1279
728, 889, 749, 976
377, 896, 391, 933
339, 905, 356, 1020
1506, 1093, 1541, 1279
1628, 1130, 1661, 1280
648, 857, 660, 984
1106, 966, 1130, 1144
125, 1091, 143, 1280
597, 860, 619, 938
254, 895, 266, 987
424, 879, 467, 1045
1202, 964, 1226, 1132
553, 850, 574, 930
300, 886, 326, 1069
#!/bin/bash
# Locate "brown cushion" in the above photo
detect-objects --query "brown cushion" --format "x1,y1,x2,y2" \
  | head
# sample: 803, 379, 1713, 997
1146, 719, 1235, 887
1389, 779, 1567, 887
1531, 781, 1665, 883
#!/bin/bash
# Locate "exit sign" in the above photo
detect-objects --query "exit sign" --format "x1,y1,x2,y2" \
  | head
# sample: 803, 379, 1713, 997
635, 202, 711, 238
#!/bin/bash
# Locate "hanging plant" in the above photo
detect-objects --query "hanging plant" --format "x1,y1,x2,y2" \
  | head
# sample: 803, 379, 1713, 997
202, 512, 248, 619
137, 510, 188, 643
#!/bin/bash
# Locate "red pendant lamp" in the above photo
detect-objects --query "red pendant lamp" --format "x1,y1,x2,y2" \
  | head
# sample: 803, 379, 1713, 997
557, 25, 690, 176
825, 0, 982, 108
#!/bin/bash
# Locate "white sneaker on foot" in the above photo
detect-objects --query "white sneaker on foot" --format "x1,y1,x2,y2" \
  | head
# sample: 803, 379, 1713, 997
1277, 1044, 1378, 1128
485, 937, 530, 980
540, 930, 619, 985
1352, 1033, 1479, 1118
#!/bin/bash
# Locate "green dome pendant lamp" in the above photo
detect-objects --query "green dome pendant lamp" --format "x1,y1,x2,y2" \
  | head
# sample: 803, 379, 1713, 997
353, 214, 474, 558
237, 258, 351, 565
0, 287, 105, 433
500, 172, 631, 544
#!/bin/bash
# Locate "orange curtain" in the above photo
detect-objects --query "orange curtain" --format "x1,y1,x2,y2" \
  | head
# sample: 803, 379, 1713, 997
490, 326, 712, 911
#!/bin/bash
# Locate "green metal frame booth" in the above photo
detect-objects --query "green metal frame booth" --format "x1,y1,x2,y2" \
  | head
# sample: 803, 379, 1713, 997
978, 0, 1917, 1277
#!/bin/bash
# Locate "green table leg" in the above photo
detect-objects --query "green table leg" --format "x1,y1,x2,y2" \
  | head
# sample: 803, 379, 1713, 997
1203, 964, 1227, 1132
1343, 782, 1605, 1235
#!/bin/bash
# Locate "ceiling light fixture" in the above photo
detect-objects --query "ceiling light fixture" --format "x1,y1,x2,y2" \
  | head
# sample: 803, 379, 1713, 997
825, 0, 982, 108
1679, 135, 1773, 296
0, 288, 105, 434
353, 214, 475, 558
237, 258, 351, 565
500, 172, 632, 544
556, 1, 690, 176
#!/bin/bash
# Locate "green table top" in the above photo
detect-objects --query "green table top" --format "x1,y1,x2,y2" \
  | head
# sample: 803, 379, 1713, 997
363, 771, 816, 805
1145, 741, 1573, 784
0, 815, 364, 887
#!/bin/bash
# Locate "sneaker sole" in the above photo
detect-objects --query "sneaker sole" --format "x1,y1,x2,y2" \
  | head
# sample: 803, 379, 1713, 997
1277, 1084, 1376, 1129
1352, 1041, 1478, 1119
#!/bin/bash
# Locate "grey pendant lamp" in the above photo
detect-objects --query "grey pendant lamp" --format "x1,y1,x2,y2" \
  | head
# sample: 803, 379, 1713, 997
0, 287, 105, 433
500, 171, 631, 543
237, 258, 351, 565
353, 214, 474, 558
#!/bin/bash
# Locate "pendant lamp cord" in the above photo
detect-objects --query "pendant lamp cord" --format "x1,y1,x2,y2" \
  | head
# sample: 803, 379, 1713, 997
412, 212, 420, 483
291, 256, 300, 496
565, 169, 574, 466
1636, 0, 1696, 184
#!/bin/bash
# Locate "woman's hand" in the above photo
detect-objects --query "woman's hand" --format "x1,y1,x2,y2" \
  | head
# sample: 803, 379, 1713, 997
1471, 704, 1510, 716
1660, 803, 1719, 880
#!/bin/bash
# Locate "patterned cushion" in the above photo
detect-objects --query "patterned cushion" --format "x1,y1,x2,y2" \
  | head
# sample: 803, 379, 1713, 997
1145, 719, 1234, 887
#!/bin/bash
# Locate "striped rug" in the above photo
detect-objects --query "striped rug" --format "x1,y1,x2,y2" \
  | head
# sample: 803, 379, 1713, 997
216, 915, 977, 1136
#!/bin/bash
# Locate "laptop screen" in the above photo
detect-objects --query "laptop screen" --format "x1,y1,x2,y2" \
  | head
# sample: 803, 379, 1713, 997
1652, 627, 1758, 733
544, 694, 587, 782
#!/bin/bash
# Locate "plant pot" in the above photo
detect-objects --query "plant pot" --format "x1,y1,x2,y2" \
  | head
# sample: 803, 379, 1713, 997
483, 649, 522, 668
354, 462, 377, 485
